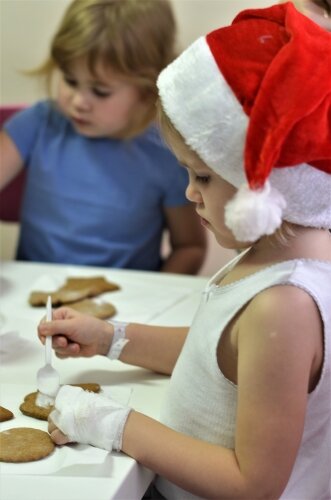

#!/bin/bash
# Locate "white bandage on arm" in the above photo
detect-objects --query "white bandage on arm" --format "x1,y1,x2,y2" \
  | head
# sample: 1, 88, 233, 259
50, 385, 132, 451
106, 320, 129, 360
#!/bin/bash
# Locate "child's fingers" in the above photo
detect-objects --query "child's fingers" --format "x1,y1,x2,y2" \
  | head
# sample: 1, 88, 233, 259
48, 414, 71, 445
49, 428, 71, 445
38, 318, 75, 341
38, 329, 82, 357
54, 341, 81, 358
52, 334, 70, 348
51, 306, 76, 320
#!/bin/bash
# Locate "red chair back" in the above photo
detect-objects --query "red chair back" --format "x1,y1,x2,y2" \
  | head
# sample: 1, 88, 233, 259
0, 106, 27, 222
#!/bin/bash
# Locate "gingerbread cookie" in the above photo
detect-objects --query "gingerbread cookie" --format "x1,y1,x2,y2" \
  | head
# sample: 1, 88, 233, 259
29, 276, 120, 307
20, 383, 101, 421
68, 299, 116, 319
71, 383, 100, 393
0, 406, 14, 422
20, 392, 52, 421
0, 427, 55, 463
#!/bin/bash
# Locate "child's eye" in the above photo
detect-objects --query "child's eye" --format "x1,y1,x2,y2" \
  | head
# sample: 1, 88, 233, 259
63, 76, 77, 87
92, 88, 111, 98
196, 175, 210, 184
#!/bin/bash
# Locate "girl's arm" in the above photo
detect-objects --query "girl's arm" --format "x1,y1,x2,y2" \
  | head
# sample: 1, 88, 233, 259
118, 322, 189, 374
47, 286, 321, 498
38, 308, 189, 375
162, 204, 207, 275
0, 130, 24, 190
121, 285, 322, 498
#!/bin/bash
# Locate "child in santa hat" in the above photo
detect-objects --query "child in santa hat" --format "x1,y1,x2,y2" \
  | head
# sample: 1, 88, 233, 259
39, 3, 331, 499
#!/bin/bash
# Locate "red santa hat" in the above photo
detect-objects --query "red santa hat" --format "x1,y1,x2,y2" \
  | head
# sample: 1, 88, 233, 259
157, 2, 331, 241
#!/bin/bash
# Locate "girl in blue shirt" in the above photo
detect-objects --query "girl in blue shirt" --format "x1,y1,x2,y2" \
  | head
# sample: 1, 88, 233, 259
0, 0, 206, 272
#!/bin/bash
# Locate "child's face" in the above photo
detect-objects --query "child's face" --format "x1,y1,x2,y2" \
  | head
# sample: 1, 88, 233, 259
178, 149, 246, 250
56, 59, 147, 139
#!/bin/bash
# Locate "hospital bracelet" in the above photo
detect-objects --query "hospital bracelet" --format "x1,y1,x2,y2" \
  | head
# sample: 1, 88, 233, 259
106, 320, 130, 360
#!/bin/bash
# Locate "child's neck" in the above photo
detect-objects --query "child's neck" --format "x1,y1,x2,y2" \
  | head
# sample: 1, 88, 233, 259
247, 226, 331, 266
218, 227, 331, 287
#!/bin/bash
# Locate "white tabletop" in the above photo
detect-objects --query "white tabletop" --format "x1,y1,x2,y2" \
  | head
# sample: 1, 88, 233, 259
0, 261, 208, 500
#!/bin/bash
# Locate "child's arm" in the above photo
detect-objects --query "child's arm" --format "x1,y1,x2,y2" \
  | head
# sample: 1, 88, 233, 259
0, 130, 24, 190
38, 307, 189, 375
120, 285, 320, 498
162, 204, 207, 275
46, 285, 320, 498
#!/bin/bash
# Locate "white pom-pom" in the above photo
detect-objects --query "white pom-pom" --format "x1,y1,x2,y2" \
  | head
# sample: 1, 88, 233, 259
224, 181, 286, 242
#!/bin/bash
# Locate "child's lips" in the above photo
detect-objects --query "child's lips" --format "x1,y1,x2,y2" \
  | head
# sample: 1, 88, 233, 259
72, 116, 90, 126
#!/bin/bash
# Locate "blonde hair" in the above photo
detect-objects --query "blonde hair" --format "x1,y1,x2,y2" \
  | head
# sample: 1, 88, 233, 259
33, 0, 177, 135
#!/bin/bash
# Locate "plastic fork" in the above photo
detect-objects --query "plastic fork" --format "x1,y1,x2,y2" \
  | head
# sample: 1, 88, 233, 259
36, 296, 60, 407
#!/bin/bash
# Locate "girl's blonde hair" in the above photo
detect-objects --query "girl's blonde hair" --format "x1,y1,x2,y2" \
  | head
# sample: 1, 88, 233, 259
33, 0, 177, 135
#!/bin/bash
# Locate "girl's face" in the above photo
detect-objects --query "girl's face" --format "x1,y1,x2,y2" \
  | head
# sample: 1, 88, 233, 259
179, 149, 246, 250
57, 59, 147, 139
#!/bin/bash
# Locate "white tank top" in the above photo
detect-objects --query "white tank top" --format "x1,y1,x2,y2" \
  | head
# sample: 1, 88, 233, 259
156, 257, 331, 500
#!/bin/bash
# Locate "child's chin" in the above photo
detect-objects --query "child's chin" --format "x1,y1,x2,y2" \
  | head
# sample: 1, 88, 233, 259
72, 124, 99, 138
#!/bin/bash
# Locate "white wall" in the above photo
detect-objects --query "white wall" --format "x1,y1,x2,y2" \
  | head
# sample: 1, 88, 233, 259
0, 0, 273, 274
0, 0, 273, 104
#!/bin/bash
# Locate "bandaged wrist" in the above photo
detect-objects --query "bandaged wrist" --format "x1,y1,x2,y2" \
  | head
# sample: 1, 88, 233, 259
51, 385, 132, 452
106, 320, 129, 360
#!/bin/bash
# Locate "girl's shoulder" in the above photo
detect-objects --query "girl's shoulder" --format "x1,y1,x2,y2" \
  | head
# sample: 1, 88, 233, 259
211, 254, 331, 290
136, 123, 176, 154
134, 124, 185, 183
244, 279, 320, 320
2, 100, 70, 160
34, 100, 68, 126
5, 100, 67, 131
236, 259, 331, 355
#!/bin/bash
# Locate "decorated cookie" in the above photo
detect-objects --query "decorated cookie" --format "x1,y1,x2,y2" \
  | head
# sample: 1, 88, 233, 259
20, 383, 101, 421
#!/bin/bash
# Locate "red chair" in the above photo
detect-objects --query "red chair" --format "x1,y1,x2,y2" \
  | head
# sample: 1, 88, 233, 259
0, 105, 27, 222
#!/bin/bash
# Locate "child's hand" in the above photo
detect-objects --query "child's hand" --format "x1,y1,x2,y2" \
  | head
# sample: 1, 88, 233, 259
48, 385, 132, 451
48, 418, 70, 445
37, 307, 113, 358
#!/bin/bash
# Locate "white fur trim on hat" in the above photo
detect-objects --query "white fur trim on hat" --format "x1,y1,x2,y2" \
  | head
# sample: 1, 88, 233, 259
157, 37, 248, 188
270, 163, 331, 230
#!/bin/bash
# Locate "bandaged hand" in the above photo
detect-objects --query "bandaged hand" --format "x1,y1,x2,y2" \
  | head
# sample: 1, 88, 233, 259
49, 385, 132, 451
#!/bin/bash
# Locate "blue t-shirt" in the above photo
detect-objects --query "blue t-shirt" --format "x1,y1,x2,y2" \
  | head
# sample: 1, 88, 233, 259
4, 100, 189, 270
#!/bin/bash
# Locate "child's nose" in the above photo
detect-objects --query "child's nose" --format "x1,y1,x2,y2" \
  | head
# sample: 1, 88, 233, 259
185, 183, 203, 204
72, 90, 91, 110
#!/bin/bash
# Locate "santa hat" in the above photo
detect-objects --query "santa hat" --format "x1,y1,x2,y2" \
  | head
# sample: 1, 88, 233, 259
157, 2, 331, 242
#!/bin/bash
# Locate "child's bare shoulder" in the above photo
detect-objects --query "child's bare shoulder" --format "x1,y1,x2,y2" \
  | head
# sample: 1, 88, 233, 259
254, 283, 317, 310
236, 283, 323, 393
239, 284, 322, 345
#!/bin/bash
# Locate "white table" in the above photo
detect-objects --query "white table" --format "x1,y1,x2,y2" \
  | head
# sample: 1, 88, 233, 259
0, 261, 208, 500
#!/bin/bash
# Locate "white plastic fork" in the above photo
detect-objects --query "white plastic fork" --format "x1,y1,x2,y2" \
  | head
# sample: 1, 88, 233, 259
36, 296, 60, 407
